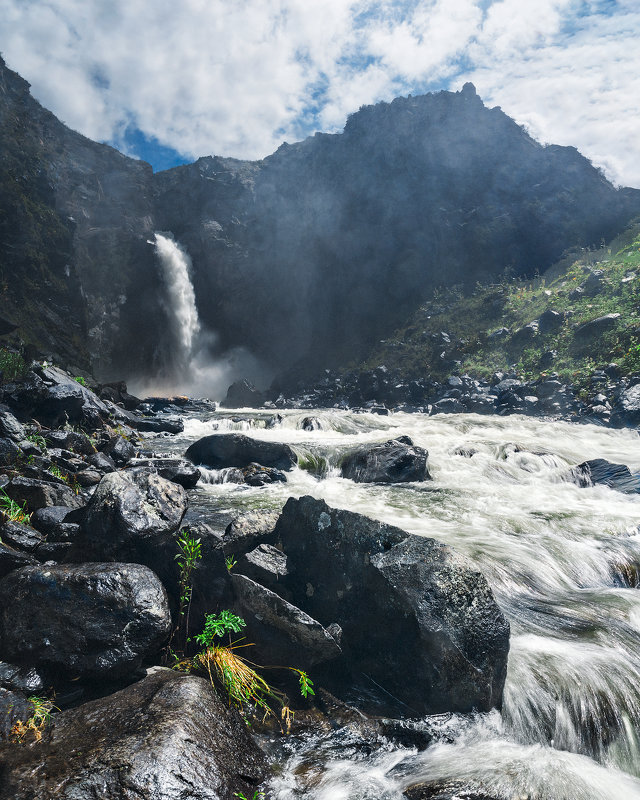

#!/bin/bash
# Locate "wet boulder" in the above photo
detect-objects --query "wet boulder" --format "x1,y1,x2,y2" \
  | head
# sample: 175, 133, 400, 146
0, 520, 45, 553
186, 433, 297, 470
242, 462, 287, 486
571, 458, 640, 494
77, 468, 187, 562
0, 670, 268, 800
0, 405, 25, 442
0, 661, 44, 694
573, 313, 620, 342
0, 543, 37, 578
4, 475, 84, 511
231, 573, 342, 668
101, 433, 137, 465
221, 510, 280, 556
340, 436, 430, 483
128, 457, 201, 488
269, 496, 510, 716
0, 437, 18, 467
0, 563, 171, 679
236, 543, 289, 592
612, 383, 640, 427
131, 416, 184, 434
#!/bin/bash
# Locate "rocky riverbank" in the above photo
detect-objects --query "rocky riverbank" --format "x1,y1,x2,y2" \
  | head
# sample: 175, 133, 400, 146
0, 362, 519, 799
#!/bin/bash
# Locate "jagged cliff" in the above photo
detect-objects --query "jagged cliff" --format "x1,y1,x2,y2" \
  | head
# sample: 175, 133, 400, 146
1, 54, 639, 386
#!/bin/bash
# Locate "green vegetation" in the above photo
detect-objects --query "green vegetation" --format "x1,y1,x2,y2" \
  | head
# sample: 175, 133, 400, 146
10, 696, 57, 742
0, 348, 28, 382
234, 792, 265, 800
175, 610, 313, 732
74, 376, 87, 386
26, 432, 47, 451
174, 528, 202, 649
360, 222, 640, 390
225, 554, 237, 572
0, 487, 31, 524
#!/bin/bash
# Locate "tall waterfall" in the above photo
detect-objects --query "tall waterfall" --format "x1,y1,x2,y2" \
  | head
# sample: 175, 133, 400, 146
154, 232, 201, 368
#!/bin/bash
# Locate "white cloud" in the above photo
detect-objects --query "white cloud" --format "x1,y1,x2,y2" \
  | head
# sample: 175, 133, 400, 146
0, 0, 638, 186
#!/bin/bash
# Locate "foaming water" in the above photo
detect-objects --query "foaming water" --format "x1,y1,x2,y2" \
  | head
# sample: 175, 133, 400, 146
150, 408, 640, 797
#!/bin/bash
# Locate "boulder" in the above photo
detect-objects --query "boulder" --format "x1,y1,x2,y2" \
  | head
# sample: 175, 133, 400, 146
301, 416, 323, 431
221, 378, 264, 408
0, 563, 171, 679
102, 433, 137, 465
574, 313, 620, 341
612, 383, 640, 427
0, 670, 268, 799
237, 543, 289, 592
242, 462, 287, 486
128, 457, 201, 488
131, 416, 184, 434
221, 510, 280, 556
231, 573, 342, 668
186, 433, 297, 470
77, 468, 187, 562
0, 405, 25, 442
537, 309, 564, 333
0, 437, 18, 467
4, 475, 84, 511
269, 496, 510, 716
340, 436, 430, 483
0, 543, 37, 578
0, 520, 45, 553
571, 458, 640, 494
404, 782, 500, 800
0, 661, 44, 694
45, 429, 96, 456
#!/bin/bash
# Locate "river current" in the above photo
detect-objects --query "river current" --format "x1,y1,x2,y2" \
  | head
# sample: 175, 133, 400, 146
152, 407, 640, 799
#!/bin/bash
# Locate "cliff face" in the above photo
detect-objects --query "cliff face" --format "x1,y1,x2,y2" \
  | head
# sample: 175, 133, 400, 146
2, 56, 639, 385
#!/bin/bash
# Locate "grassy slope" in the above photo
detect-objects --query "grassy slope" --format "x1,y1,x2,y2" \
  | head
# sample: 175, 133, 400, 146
359, 221, 640, 392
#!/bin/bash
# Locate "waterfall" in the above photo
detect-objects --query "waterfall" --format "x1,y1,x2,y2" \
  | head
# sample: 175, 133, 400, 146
154, 232, 200, 372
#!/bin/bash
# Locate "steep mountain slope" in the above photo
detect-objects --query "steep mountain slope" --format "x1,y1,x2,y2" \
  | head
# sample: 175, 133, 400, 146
2, 54, 639, 387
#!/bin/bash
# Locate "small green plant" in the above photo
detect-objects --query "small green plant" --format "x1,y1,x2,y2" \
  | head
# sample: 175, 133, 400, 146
225, 554, 237, 572
170, 528, 202, 650
74, 376, 87, 386
0, 488, 31, 524
48, 463, 67, 481
194, 610, 246, 648
26, 432, 47, 451
0, 348, 28, 382
234, 792, 265, 800
10, 696, 57, 742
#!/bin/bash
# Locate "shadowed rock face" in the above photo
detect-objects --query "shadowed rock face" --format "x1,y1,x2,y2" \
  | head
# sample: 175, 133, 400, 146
2, 55, 639, 384
0, 670, 268, 800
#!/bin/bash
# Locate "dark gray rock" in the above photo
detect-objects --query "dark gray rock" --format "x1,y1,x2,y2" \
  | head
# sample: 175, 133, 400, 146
0, 437, 18, 467
511, 321, 538, 342
186, 433, 297, 470
574, 313, 620, 340
301, 416, 323, 431
537, 309, 564, 333
0, 543, 37, 578
128, 457, 201, 488
0, 688, 31, 740
0, 661, 44, 693
221, 511, 281, 557
102, 433, 138, 465
221, 378, 264, 408
0, 670, 268, 799
242, 462, 287, 486
612, 383, 640, 427
231, 573, 342, 668
78, 468, 187, 562
4, 475, 84, 511
269, 496, 510, 716
132, 416, 184, 434
571, 458, 640, 493
0, 520, 45, 553
74, 469, 102, 487
87, 451, 117, 472
404, 781, 500, 800
237, 543, 289, 592
583, 268, 605, 296
0, 406, 25, 442
340, 436, 430, 484
431, 398, 465, 414
0, 316, 18, 337
30, 505, 72, 535
45, 429, 96, 456
0, 563, 171, 679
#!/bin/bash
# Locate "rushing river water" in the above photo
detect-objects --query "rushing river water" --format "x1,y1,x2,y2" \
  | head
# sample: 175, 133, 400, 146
152, 407, 640, 799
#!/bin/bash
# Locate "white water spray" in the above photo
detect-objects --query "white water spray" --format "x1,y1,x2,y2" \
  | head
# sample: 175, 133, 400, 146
154, 232, 200, 367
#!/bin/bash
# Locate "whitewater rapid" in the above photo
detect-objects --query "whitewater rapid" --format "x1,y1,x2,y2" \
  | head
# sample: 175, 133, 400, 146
151, 408, 640, 798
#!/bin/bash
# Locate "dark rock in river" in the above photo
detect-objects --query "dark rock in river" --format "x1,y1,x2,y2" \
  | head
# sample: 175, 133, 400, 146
340, 436, 430, 483
0, 563, 171, 679
269, 496, 510, 716
77, 468, 187, 562
186, 433, 297, 470
571, 458, 640, 493
0, 670, 268, 799
404, 781, 501, 800
612, 383, 640, 427
221, 378, 264, 408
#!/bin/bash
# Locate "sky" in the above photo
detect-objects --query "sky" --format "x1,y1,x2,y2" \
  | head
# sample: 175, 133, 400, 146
0, 0, 639, 186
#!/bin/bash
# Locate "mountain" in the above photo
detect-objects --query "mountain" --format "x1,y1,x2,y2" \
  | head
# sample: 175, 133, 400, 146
1, 55, 639, 387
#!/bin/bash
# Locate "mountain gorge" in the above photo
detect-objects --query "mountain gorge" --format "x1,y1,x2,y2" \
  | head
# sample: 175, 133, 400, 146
1, 55, 639, 391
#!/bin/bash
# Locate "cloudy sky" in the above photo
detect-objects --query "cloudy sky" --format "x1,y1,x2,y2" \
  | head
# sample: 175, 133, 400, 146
1, 0, 638, 186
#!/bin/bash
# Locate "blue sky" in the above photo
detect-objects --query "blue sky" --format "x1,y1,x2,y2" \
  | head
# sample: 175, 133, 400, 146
1, 0, 638, 185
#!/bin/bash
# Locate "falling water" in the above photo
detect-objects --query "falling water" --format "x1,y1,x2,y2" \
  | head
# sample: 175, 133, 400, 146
154, 232, 200, 375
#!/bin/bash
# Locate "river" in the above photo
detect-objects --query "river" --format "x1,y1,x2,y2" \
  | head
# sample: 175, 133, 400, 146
151, 406, 640, 799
